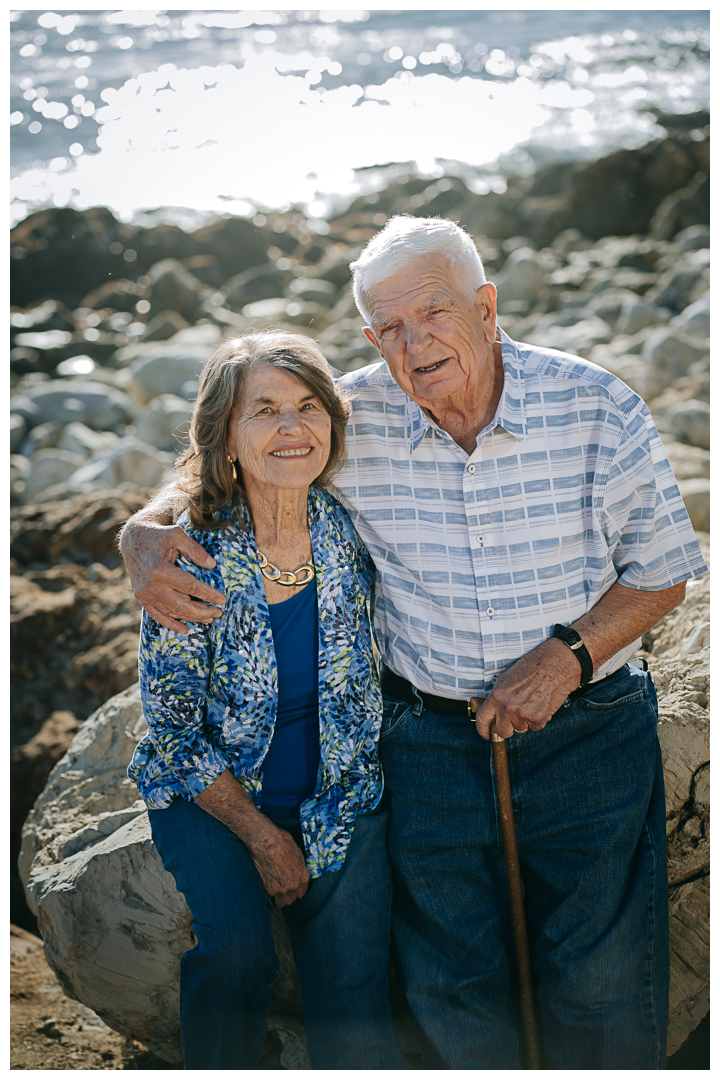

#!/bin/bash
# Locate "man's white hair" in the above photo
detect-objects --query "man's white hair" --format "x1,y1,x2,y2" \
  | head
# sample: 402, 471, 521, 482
349, 215, 487, 325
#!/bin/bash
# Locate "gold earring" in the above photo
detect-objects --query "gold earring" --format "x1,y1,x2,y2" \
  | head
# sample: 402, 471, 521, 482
227, 455, 237, 481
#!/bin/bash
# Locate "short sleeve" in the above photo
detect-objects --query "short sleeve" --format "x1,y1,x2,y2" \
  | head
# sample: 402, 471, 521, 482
600, 401, 708, 590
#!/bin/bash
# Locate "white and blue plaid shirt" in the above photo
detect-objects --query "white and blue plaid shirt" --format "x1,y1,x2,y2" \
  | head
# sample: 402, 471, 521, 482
333, 329, 707, 699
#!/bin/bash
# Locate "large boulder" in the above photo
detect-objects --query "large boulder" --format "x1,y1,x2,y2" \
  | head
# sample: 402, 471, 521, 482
19, 685, 310, 1067
19, 545, 710, 1062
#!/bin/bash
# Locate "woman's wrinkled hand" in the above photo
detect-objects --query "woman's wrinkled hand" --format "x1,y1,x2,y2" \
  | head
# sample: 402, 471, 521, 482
120, 520, 226, 634
247, 822, 311, 908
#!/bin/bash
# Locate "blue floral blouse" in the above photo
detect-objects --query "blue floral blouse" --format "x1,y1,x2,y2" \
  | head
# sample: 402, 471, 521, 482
128, 486, 383, 877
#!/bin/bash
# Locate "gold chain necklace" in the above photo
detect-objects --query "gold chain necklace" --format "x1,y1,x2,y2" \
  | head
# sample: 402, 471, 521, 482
257, 550, 315, 587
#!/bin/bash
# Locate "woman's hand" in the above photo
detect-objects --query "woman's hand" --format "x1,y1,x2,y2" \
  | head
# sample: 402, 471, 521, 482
245, 820, 311, 908
194, 769, 310, 907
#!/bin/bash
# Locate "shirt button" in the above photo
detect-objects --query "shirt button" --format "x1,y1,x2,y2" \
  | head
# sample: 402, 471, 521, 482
486, 607, 495, 617
467, 463, 476, 474
476, 534, 485, 545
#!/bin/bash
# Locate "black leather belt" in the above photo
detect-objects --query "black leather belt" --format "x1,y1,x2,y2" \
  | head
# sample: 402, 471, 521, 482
380, 660, 637, 717
380, 664, 481, 718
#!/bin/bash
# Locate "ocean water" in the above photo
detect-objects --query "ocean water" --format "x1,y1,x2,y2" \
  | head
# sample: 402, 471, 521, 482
10, 9, 710, 229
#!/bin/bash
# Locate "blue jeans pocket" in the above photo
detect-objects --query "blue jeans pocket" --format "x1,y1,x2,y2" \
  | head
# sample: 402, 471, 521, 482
380, 695, 413, 740
575, 667, 648, 711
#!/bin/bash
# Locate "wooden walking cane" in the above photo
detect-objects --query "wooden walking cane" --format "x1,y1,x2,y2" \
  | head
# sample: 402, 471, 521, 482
490, 721, 542, 1070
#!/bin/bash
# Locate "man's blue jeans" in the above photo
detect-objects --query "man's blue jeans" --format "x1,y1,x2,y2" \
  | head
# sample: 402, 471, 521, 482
149, 800, 405, 1070
380, 662, 669, 1069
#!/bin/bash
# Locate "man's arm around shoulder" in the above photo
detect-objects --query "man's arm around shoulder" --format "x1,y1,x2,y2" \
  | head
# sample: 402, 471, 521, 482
119, 482, 226, 634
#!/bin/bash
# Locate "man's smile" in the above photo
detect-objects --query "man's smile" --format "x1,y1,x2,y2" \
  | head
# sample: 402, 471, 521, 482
414, 358, 450, 374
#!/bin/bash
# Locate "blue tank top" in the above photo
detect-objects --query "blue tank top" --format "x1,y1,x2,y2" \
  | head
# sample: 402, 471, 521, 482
261, 580, 321, 814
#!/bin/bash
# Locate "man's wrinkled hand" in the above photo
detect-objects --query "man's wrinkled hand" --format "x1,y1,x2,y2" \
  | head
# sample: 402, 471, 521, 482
120, 521, 226, 634
471, 638, 584, 741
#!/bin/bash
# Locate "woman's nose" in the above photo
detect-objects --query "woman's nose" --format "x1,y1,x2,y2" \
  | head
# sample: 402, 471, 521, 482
277, 407, 304, 431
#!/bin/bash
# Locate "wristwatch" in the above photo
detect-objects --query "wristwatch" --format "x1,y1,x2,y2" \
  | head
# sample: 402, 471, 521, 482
552, 624, 594, 686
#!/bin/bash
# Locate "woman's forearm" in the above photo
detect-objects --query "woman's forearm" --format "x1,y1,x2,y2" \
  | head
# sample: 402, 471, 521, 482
194, 769, 310, 907
194, 768, 273, 848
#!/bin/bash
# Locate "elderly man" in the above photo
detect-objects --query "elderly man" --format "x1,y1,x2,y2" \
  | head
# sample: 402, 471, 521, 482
121, 216, 706, 1069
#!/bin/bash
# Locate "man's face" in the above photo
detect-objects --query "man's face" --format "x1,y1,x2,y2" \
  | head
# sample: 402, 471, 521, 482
362, 254, 497, 407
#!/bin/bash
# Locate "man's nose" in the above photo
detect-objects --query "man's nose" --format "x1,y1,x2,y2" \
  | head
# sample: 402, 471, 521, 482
404, 320, 431, 355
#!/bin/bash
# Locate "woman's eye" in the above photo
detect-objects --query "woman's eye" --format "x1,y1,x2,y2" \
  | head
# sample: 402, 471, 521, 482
301, 402, 317, 411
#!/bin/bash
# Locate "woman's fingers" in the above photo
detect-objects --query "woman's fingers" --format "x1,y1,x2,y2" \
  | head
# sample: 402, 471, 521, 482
251, 827, 310, 908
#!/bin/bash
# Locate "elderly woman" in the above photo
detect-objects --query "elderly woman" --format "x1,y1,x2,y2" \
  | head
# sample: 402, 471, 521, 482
127, 331, 405, 1071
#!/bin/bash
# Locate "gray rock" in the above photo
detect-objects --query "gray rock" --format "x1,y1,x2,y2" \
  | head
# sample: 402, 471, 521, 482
141, 310, 191, 342
10, 381, 133, 431
667, 399, 710, 451
68, 436, 166, 490
147, 259, 206, 322
676, 478, 710, 533
242, 298, 330, 330
19, 420, 64, 457
287, 277, 337, 304
129, 346, 211, 404
673, 224, 710, 251
531, 315, 613, 357
22, 449, 86, 503
56, 422, 119, 460
222, 264, 293, 312
10, 413, 27, 452
647, 261, 709, 313
10, 453, 30, 482
583, 288, 643, 326
641, 329, 709, 402
493, 248, 547, 306
670, 294, 709, 341
164, 322, 223, 347
615, 299, 669, 337
134, 395, 193, 453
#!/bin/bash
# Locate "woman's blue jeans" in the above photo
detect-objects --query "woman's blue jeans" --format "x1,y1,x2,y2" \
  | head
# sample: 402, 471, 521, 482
380, 662, 669, 1070
148, 800, 405, 1070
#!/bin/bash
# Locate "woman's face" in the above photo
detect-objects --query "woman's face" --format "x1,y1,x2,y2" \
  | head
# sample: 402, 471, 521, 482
227, 365, 333, 492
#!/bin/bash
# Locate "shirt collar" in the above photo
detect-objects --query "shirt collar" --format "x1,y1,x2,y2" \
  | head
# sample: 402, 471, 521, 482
404, 327, 528, 452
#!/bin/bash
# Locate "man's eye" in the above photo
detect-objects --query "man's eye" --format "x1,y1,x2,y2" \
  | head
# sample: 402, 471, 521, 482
301, 402, 317, 411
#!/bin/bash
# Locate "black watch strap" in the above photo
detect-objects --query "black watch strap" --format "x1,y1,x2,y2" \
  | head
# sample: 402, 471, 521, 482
552, 624, 594, 686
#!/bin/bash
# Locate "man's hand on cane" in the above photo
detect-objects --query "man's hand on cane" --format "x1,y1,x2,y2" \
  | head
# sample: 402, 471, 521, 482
472, 637, 584, 740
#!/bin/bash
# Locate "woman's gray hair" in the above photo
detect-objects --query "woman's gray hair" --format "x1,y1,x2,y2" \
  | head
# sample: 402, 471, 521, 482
350, 215, 487, 324
176, 330, 350, 529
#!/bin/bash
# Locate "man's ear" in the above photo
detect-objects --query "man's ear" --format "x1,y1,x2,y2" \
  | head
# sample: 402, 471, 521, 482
475, 282, 497, 344
363, 327, 382, 356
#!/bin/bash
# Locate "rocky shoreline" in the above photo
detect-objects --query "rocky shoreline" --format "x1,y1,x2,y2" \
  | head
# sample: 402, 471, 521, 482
11, 129, 709, 1067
